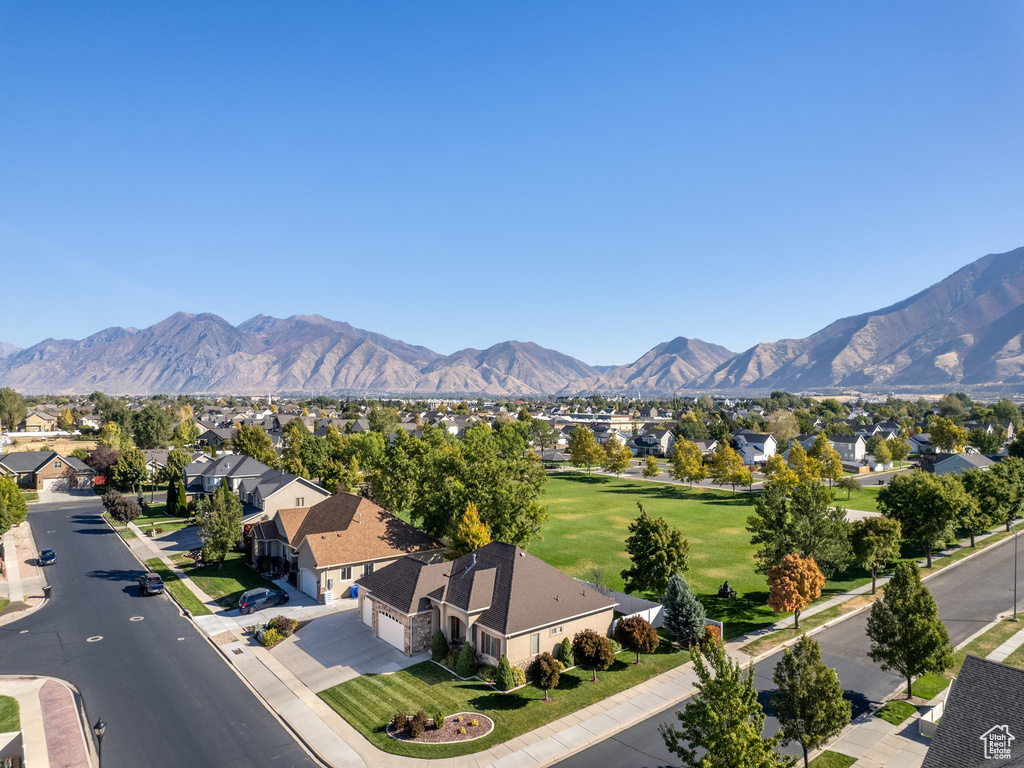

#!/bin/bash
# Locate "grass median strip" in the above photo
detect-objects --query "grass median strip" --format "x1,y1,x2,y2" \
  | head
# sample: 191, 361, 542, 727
875, 700, 917, 725
184, 551, 280, 610
0, 695, 19, 732
145, 558, 212, 616
809, 751, 856, 768
320, 640, 690, 758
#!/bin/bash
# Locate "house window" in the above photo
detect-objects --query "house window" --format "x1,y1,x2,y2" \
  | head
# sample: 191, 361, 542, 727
550, 626, 563, 637
362, 563, 374, 577
55, 461, 62, 469
481, 633, 501, 658
530, 633, 539, 655
339, 566, 352, 580
295, 497, 304, 506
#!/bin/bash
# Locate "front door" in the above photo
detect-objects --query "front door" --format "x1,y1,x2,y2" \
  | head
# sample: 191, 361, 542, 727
449, 616, 463, 643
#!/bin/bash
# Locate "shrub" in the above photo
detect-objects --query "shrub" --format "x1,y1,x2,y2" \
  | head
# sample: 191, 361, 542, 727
443, 649, 460, 671
703, 624, 723, 646
409, 710, 428, 738
455, 643, 477, 678
608, 638, 622, 654
268, 616, 299, 637
558, 636, 575, 667
431, 629, 449, 662
470, 718, 479, 727
572, 629, 616, 682
511, 665, 526, 687
455, 715, 463, 723
458, 727, 467, 735
432, 710, 445, 730
260, 628, 284, 648
532, 652, 561, 701
614, 615, 660, 664
391, 712, 407, 733
495, 654, 517, 691
477, 664, 498, 682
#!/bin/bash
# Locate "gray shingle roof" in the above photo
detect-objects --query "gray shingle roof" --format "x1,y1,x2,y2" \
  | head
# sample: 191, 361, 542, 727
0, 451, 58, 474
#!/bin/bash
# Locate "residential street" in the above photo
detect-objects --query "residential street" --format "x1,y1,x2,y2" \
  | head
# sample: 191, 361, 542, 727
0, 497, 317, 768
555, 530, 1023, 768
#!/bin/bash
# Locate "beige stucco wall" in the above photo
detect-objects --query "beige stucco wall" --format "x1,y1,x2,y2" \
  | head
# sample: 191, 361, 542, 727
260, 483, 331, 519
302, 548, 443, 603
494, 609, 616, 667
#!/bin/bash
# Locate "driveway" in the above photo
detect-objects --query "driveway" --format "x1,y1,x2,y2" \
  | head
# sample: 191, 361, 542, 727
34, 487, 94, 505
271, 604, 429, 692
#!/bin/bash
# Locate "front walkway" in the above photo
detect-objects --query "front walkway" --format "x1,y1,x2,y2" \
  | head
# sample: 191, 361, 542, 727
827, 705, 931, 768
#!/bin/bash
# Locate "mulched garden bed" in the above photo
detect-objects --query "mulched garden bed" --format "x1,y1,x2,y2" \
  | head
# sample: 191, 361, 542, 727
387, 713, 494, 744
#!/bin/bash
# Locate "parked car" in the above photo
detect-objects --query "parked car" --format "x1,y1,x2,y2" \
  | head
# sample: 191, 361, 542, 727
238, 587, 289, 614
138, 572, 165, 596
39, 549, 56, 566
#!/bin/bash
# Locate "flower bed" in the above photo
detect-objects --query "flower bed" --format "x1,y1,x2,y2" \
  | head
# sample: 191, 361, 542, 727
387, 713, 494, 745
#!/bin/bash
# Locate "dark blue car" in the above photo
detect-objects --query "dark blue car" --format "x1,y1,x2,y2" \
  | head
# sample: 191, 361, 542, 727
39, 549, 56, 566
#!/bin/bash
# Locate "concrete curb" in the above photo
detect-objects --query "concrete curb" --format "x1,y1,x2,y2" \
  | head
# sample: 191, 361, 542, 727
0, 674, 97, 768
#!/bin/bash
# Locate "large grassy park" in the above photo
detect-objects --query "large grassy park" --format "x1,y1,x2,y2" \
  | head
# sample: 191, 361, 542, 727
527, 473, 881, 639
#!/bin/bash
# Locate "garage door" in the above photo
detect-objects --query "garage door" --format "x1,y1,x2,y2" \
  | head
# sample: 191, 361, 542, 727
300, 569, 318, 600
361, 598, 372, 626
377, 612, 405, 651
43, 478, 70, 492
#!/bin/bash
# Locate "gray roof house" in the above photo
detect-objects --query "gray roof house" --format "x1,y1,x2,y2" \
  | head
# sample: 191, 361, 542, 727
183, 454, 273, 495
237, 469, 331, 522
923, 452, 995, 476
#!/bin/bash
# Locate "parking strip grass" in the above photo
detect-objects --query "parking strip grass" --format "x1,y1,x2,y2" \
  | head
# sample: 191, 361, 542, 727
809, 751, 857, 768
184, 551, 280, 610
875, 700, 917, 725
133, 510, 193, 537
144, 558, 213, 616
320, 640, 690, 758
0, 694, 20, 732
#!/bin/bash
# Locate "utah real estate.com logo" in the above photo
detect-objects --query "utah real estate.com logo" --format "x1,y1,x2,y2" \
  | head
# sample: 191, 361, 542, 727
981, 725, 1015, 760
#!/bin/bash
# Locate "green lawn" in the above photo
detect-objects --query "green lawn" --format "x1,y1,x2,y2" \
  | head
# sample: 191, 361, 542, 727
19, 491, 38, 504
830, 484, 882, 513
134, 510, 193, 537
0, 695, 19, 732
184, 551, 279, 610
0, 599, 8, 614
875, 700, 917, 725
809, 751, 856, 768
320, 640, 690, 758
531, 474, 878, 639
144, 558, 213, 616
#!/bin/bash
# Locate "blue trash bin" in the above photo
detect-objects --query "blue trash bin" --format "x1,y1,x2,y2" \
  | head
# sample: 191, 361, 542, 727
350, 584, 359, 598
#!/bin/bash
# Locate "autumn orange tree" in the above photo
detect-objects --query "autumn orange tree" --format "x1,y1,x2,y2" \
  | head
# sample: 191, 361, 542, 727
767, 554, 825, 629
446, 502, 491, 560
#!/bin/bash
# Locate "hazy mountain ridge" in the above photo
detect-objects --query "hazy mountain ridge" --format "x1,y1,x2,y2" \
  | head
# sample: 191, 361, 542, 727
0, 342, 20, 359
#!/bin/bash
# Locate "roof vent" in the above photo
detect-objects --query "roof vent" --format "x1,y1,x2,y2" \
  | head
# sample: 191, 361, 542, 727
358, 513, 362, 524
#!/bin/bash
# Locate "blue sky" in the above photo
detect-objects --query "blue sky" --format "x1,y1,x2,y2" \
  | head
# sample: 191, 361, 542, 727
1, 2, 1022, 365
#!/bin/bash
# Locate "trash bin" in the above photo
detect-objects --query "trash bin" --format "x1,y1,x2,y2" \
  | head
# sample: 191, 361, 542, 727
350, 584, 359, 599
43, 585, 52, 599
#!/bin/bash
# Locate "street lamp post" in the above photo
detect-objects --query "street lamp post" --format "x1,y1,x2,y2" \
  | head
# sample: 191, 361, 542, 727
1013, 528, 1019, 623
93, 717, 105, 767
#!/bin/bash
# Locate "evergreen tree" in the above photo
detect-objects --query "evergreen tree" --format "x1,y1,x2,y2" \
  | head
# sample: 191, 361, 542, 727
662, 573, 707, 646
494, 653, 517, 690
455, 641, 477, 678
660, 641, 795, 768
558, 636, 574, 667
621, 502, 689, 596
772, 636, 851, 768
174, 477, 188, 518
866, 562, 954, 697
431, 629, 448, 662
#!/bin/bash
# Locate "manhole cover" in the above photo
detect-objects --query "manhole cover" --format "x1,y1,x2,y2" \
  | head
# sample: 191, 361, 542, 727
47, 530, 56, 534
19, 630, 28, 634
86, 635, 103, 642
130, 616, 144, 622
177, 637, 184, 641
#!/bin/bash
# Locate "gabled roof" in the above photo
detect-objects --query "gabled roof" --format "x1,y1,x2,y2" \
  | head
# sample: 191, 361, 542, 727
0, 451, 59, 474
922, 655, 1024, 768
828, 434, 865, 444
185, 454, 272, 480
358, 541, 616, 636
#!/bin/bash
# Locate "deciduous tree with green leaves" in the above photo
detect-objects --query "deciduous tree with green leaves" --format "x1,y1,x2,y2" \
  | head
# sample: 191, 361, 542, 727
132, 403, 174, 449
197, 481, 243, 564
110, 446, 149, 493
866, 562, 954, 698
877, 472, 963, 568
928, 416, 967, 453
669, 439, 706, 488
807, 436, 842, 487
660, 641, 795, 768
708, 443, 751, 492
568, 426, 603, 474
621, 502, 689, 596
233, 424, 279, 468
0, 388, 27, 433
447, 502, 491, 560
773, 635, 851, 768
851, 516, 902, 594
642, 455, 661, 478
0, 476, 29, 535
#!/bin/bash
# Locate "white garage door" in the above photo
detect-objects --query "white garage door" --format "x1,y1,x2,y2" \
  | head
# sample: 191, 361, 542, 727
377, 612, 405, 651
300, 569, 318, 600
361, 598, 373, 626
43, 477, 70, 492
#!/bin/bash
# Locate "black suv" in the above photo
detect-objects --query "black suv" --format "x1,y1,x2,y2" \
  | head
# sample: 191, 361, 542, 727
238, 587, 289, 614
138, 573, 165, 596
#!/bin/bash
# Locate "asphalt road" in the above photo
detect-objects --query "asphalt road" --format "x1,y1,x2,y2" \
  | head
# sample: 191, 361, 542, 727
0, 497, 317, 768
556, 529, 1024, 768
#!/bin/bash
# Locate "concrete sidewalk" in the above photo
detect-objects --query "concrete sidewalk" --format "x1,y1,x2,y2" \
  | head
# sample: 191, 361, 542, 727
0, 520, 48, 627
0, 676, 94, 768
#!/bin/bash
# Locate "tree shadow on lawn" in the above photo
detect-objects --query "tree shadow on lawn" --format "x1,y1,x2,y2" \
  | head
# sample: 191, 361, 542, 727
468, 689, 530, 712
700, 593, 776, 639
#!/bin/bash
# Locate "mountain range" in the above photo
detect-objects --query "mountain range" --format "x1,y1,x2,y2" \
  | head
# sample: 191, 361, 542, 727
2, 245, 1023, 395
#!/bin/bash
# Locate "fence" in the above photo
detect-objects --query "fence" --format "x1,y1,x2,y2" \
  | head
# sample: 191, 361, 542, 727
576, 579, 725, 637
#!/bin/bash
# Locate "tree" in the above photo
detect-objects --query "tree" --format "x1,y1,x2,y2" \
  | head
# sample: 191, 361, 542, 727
0, 388, 26, 433
872, 439, 892, 467
642, 455, 661, 479
747, 480, 795, 573
162, 447, 192, 487
766, 410, 800, 443
662, 573, 707, 646
766, 554, 825, 629
866, 562, 954, 697
993, 397, 1023, 430
660, 641, 795, 768
0, 476, 28, 535
772, 635, 852, 768
887, 436, 911, 467
367, 404, 400, 437
602, 435, 633, 476
57, 407, 75, 431
532, 652, 561, 701
762, 454, 798, 488
173, 477, 188, 517
233, 424, 278, 468
990, 457, 1024, 530
281, 418, 310, 476
670, 440, 706, 488
929, 416, 967, 453
110, 446, 148, 493
807, 436, 842, 487
85, 444, 121, 479
851, 516, 902, 594
102, 489, 141, 524
708, 443, 751, 492
196, 481, 243, 563
621, 502, 689, 596
878, 472, 962, 568
614, 615, 660, 664
568, 427, 603, 473
431, 629, 449, 662
495, 653, 517, 690
447, 502, 491, 560
172, 418, 201, 448
529, 419, 558, 462
571, 629, 616, 682
786, 440, 821, 483
132, 403, 174, 449
558, 636, 574, 666
98, 422, 132, 452
837, 475, 860, 500
455, 641, 477, 678
967, 426, 1006, 454
959, 468, 1007, 546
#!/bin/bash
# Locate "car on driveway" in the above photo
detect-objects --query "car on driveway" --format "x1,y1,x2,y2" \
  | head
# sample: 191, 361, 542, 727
238, 587, 289, 614
39, 549, 56, 566
138, 572, 165, 596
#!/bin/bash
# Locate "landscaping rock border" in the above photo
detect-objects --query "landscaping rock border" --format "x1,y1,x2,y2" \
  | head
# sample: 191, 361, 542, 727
386, 712, 494, 744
